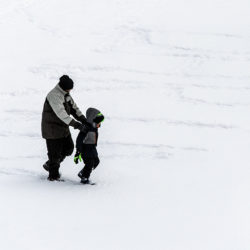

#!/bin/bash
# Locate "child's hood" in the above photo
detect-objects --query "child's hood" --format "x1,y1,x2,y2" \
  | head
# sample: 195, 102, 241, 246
86, 107, 103, 123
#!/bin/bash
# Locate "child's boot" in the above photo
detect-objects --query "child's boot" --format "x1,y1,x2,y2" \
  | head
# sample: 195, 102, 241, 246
80, 177, 90, 184
78, 169, 84, 179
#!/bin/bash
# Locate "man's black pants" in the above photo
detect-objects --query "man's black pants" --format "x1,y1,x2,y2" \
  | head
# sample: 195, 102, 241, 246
46, 134, 74, 178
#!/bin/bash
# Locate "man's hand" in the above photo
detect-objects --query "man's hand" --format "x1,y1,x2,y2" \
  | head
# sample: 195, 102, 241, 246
78, 123, 89, 133
70, 120, 89, 133
78, 115, 87, 124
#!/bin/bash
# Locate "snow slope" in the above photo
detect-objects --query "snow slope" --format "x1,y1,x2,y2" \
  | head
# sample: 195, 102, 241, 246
0, 0, 250, 249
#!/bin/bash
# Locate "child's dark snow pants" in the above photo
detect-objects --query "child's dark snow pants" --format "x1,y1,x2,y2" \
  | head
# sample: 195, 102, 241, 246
80, 157, 100, 179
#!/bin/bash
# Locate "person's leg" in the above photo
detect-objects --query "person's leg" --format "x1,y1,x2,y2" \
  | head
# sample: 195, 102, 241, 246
78, 158, 95, 180
46, 139, 63, 180
93, 157, 100, 169
60, 134, 74, 162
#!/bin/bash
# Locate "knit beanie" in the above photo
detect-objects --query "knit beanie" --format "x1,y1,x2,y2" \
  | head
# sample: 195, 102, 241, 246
94, 114, 105, 124
59, 75, 74, 90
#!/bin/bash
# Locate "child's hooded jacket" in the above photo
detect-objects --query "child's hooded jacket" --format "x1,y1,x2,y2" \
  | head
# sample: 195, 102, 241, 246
76, 108, 104, 158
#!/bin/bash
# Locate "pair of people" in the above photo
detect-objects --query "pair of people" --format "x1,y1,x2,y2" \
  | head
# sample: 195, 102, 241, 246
41, 75, 104, 183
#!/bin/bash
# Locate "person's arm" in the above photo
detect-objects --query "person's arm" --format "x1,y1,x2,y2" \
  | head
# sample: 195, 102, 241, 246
68, 96, 87, 123
47, 92, 73, 125
47, 92, 89, 131
76, 131, 87, 151
74, 131, 87, 164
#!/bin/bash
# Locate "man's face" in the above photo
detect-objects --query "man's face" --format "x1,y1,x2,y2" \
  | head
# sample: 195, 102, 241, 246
65, 89, 72, 93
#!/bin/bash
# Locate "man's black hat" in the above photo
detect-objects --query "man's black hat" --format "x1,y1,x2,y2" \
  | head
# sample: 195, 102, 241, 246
59, 75, 74, 90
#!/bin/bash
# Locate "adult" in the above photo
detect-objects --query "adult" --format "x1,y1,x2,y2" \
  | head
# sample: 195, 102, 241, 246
41, 75, 89, 181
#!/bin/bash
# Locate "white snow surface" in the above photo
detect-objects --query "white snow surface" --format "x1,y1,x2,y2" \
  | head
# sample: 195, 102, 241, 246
0, 0, 250, 249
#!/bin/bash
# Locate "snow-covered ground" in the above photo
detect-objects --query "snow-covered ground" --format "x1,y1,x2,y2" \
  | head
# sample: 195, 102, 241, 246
0, 0, 250, 249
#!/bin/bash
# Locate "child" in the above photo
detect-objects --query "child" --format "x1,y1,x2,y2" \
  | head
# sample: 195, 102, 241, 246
74, 108, 104, 184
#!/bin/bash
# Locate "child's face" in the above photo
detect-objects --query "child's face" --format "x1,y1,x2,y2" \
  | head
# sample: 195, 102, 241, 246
96, 123, 101, 128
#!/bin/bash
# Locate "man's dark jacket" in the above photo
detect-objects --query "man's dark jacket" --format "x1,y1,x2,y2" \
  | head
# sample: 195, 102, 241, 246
42, 84, 85, 139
